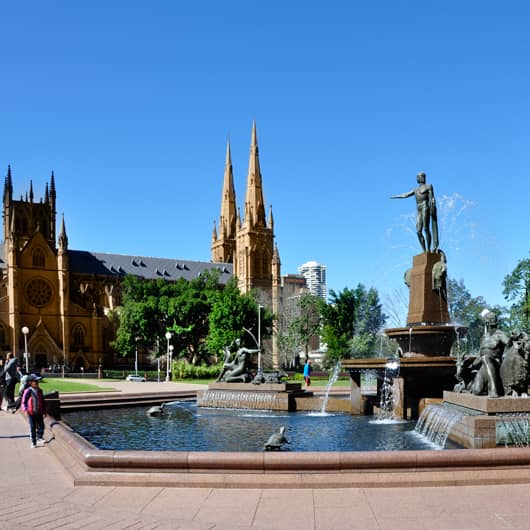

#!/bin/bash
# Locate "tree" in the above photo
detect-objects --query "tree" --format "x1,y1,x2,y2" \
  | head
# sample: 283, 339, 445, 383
320, 285, 387, 363
206, 279, 271, 356
503, 257, 530, 334
447, 278, 489, 354
112, 271, 225, 365
276, 292, 322, 368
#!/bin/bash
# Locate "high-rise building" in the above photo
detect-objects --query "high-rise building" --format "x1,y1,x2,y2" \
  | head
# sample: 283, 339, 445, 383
297, 261, 327, 300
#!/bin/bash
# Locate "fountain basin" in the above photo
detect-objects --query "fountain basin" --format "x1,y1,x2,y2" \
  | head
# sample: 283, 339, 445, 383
47, 413, 530, 488
384, 324, 465, 357
343, 357, 457, 419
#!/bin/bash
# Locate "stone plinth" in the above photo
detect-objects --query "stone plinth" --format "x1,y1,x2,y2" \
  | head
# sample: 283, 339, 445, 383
443, 391, 530, 414
407, 252, 449, 324
208, 382, 302, 392
439, 392, 530, 448
197, 382, 312, 412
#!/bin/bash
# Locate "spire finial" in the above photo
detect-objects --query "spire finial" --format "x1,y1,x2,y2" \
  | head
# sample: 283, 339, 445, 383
58, 213, 68, 249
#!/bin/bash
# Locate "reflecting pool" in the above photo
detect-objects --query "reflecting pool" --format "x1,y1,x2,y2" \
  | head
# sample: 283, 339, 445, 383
63, 402, 461, 452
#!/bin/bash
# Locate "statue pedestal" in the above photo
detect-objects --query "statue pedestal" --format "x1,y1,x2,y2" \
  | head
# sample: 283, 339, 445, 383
407, 252, 449, 324
426, 392, 530, 448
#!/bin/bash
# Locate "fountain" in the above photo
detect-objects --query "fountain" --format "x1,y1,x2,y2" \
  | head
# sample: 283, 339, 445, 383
319, 362, 341, 414
44, 172, 530, 489
343, 173, 467, 419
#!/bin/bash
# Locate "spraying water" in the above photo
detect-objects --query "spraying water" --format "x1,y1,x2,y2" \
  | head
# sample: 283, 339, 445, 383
320, 362, 342, 414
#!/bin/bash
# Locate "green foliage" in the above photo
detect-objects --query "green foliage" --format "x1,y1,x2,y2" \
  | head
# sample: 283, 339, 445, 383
111, 273, 268, 367
321, 285, 386, 362
448, 278, 492, 354
502, 257, 530, 334
172, 360, 221, 380
277, 293, 322, 366
206, 279, 271, 354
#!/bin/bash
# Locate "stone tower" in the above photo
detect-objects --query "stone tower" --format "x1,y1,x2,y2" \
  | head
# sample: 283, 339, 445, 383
2, 168, 67, 363
211, 122, 282, 367
211, 140, 237, 264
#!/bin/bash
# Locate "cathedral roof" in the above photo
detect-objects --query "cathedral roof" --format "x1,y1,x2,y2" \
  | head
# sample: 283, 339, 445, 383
68, 251, 233, 283
0, 247, 233, 283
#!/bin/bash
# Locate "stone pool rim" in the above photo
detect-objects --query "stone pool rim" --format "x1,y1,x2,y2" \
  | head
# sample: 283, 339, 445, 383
47, 414, 530, 488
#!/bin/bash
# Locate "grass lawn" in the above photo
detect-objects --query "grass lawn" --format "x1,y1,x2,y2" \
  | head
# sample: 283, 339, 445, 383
16, 379, 116, 394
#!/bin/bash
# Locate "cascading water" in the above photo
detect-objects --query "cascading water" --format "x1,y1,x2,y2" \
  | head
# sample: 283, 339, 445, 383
319, 362, 342, 414
415, 403, 464, 448
497, 414, 530, 447
376, 356, 401, 421
197, 389, 280, 410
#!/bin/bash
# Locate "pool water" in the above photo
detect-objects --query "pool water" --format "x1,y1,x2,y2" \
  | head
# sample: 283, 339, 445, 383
62, 402, 461, 452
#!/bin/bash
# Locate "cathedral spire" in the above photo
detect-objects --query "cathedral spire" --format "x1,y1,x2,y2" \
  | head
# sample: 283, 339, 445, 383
3, 165, 13, 205
29, 180, 34, 203
268, 204, 274, 231
212, 219, 217, 242
58, 213, 68, 250
219, 139, 237, 239
243, 121, 266, 228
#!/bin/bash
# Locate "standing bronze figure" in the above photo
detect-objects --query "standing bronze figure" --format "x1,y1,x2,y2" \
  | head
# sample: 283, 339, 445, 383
391, 172, 439, 253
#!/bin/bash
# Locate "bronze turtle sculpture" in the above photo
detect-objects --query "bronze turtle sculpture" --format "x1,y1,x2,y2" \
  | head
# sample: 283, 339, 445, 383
263, 426, 289, 451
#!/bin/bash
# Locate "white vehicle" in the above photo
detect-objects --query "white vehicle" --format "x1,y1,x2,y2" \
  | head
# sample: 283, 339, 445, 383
126, 374, 146, 382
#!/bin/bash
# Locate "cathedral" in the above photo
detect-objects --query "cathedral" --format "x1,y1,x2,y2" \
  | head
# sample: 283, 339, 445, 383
0, 122, 303, 372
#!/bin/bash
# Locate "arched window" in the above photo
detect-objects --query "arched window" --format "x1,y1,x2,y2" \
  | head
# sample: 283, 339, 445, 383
32, 247, 45, 268
72, 324, 85, 348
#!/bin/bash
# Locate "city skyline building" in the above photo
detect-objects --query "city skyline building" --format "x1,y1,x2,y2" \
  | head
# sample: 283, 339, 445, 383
297, 261, 327, 301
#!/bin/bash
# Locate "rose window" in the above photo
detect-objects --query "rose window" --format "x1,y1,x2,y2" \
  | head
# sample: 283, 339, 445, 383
25, 279, 53, 307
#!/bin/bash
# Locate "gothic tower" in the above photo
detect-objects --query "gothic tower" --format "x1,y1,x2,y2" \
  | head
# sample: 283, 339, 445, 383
211, 123, 282, 368
234, 122, 275, 296
2, 168, 64, 363
211, 140, 237, 263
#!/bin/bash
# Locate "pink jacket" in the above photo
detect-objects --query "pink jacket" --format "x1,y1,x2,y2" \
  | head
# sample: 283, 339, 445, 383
21, 387, 46, 415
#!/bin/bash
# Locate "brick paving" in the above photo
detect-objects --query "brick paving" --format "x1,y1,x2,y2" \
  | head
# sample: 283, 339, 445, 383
2, 381, 530, 529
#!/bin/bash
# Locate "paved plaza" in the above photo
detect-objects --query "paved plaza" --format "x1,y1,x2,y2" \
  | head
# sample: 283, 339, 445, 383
3, 381, 530, 529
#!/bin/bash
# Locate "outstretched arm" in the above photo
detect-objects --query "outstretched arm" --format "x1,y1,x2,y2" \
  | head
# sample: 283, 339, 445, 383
390, 189, 414, 199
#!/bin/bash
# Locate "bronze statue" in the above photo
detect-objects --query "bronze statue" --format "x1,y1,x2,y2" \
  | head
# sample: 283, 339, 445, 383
391, 172, 439, 253
216, 339, 257, 383
470, 312, 509, 397
500, 331, 530, 397
264, 426, 290, 451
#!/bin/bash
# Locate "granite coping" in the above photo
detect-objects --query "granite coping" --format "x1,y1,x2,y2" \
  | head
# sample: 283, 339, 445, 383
46, 417, 530, 488
444, 391, 530, 413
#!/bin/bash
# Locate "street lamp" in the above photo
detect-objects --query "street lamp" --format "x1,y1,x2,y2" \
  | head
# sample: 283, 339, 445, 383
134, 336, 140, 375
257, 305, 263, 375
165, 331, 172, 382
21, 326, 29, 373
169, 345, 174, 380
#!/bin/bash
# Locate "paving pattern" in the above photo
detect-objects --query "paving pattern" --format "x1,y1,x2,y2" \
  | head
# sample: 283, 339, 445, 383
3, 381, 530, 529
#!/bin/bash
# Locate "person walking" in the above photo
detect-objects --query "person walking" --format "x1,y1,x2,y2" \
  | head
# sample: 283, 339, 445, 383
21, 375, 46, 448
303, 359, 312, 388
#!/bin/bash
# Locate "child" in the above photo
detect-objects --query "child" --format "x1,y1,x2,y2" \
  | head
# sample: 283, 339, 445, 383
21, 375, 46, 448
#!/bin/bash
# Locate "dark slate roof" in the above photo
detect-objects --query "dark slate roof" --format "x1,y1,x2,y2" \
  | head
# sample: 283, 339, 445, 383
68, 250, 233, 283
0, 245, 232, 284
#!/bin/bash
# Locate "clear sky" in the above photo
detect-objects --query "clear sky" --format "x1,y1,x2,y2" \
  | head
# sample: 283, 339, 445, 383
1, 1, 528, 314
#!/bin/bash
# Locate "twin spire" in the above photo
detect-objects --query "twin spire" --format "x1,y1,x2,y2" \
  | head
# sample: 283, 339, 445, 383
213, 121, 272, 244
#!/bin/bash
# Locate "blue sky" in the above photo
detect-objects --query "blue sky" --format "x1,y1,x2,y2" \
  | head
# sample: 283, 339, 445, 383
1, 1, 529, 315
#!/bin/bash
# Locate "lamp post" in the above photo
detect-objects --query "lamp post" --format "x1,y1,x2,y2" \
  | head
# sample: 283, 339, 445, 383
22, 326, 29, 373
134, 336, 139, 375
257, 305, 263, 374
169, 344, 174, 380
165, 331, 172, 382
